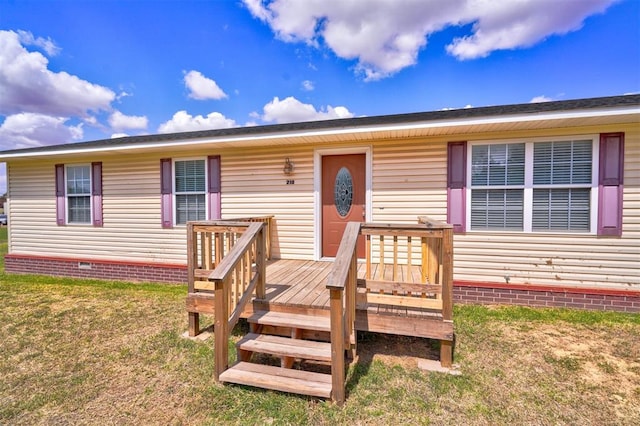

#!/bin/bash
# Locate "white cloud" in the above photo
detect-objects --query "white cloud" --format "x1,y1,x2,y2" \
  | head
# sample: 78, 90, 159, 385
111, 133, 129, 139
108, 110, 148, 131
447, 1, 616, 60
0, 113, 83, 150
184, 70, 228, 100
158, 110, 237, 133
244, 0, 617, 80
16, 30, 61, 56
0, 30, 115, 116
530, 95, 553, 103
261, 96, 354, 124
301, 80, 315, 91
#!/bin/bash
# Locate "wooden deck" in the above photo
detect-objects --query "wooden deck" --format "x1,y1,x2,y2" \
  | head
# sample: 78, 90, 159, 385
186, 219, 454, 404
262, 259, 444, 321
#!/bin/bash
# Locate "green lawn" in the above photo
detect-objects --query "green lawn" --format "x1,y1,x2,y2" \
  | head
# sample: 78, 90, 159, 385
0, 231, 638, 425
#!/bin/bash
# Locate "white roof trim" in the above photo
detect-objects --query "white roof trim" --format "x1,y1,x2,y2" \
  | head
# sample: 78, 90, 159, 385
1, 104, 638, 160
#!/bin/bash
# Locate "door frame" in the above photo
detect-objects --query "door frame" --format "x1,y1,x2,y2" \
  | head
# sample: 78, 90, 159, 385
314, 146, 372, 260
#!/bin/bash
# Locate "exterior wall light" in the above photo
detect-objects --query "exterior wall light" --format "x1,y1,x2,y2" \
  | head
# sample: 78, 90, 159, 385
283, 157, 295, 175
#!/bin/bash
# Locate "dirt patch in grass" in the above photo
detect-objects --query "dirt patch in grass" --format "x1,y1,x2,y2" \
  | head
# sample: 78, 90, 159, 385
1, 278, 639, 425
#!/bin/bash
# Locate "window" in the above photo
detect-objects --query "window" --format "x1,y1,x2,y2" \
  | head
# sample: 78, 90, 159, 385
470, 143, 525, 230
55, 162, 103, 226
160, 156, 220, 228
66, 165, 92, 223
174, 159, 206, 225
468, 138, 596, 233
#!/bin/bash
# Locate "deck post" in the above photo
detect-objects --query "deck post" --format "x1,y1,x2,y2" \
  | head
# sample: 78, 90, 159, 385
329, 288, 345, 405
346, 251, 357, 359
256, 223, 266, 299
214, 277, 229, 381
187, 223, 200, 336
440, 226, 454, 367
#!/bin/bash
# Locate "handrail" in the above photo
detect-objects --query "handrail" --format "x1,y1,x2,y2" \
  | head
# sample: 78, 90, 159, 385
326, 221, 361, 405
211, 221, 266, 381
226, 215, 274, 259
417, 216, 453, 229
187, 221, 254, 336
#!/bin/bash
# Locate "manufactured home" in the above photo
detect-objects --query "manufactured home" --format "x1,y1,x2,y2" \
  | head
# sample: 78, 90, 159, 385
1, 95, 638, 313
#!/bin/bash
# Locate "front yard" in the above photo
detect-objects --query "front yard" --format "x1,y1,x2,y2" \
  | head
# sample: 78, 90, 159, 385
0, 229, 638, 424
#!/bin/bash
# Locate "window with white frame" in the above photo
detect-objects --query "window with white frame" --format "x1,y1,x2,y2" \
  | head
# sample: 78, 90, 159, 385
469, 138, 596, 233
174, 159, 206, 225
66, 165, 92, 224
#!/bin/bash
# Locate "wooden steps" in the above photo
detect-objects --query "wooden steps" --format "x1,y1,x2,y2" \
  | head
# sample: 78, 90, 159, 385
219, 362, 332, 398
237, 333, 332, 362
248, 310, 330, 332
220, 309, 334, 399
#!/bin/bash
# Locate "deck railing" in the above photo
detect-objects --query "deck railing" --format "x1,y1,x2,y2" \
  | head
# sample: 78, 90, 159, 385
186, 218, 272, 336
360, 222, 453, 318
330, 219, 454, 392
203, 221, 266, 381
326, 221, 360, 405
226, 215, 274, 259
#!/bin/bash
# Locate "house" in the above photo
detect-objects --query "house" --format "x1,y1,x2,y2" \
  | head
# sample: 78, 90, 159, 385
1, 95, 638, 312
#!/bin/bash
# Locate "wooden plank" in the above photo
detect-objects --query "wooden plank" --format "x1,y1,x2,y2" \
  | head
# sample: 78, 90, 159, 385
194, 280, 215, 291
421, 237, 428, 283
417, 216, 453, 229
360, 227, 443, 238
214, 278, 229, 381
359, 279, 442, 294
219, 362, 332, 398
194, 269, 216, 279
358, 292, 443, 310
275, 261, 329, 305
327, 222, 361, 290
228, 274, 259, 327
287, 263, 333, 307
210, 222, 263, 281
440, 340, 453, 368
330, 288, 345, 405
248, 310, 331, 332
392, 235, 398, 281
186, 292, 215, 314
442, 227, 454, 321
356, 312, 454, 341
236, 333, 332, 361
187, 222, 196, 293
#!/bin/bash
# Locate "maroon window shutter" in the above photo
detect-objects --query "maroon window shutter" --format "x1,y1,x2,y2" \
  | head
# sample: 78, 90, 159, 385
91, 162, 103, 227
208, 155, 221, 220
447, 141, 467, 233
160, 158, 173, 228
598, 133, 624, 237
55, 164, 65, 226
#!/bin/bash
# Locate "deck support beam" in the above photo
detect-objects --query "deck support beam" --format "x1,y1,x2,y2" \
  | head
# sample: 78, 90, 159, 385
329, 288, 345, 405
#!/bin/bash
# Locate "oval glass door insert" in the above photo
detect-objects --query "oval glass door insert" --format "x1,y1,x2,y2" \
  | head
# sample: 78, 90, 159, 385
334, 167, 353, 217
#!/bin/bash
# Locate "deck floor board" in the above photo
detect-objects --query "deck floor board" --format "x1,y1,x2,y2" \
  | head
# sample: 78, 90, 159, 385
264, 259, 440, 319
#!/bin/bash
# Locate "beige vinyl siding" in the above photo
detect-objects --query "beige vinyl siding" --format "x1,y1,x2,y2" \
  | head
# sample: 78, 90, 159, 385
451, 124, 640, 290
5, 122, 639, 291
8, 153, 187, 264
372, 139, 447, 223
221, 145, 316, 260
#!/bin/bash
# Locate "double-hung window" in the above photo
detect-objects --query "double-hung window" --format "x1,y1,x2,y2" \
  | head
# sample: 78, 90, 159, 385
55, 162, 103, 226
66, 165, 92, 224
174, 159, 206, 225
469, 137, 596, 233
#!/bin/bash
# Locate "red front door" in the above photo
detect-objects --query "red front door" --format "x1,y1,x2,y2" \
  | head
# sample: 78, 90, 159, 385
322, 154, 366, 258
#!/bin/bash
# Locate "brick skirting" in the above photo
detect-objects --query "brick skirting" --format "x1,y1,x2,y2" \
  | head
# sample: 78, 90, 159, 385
4, 254, 187, 284
4, 254, 639, 313
454, 281, 640, 313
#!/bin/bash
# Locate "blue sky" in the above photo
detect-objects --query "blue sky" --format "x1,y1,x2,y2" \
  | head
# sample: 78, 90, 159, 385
0, 0, 639, 192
